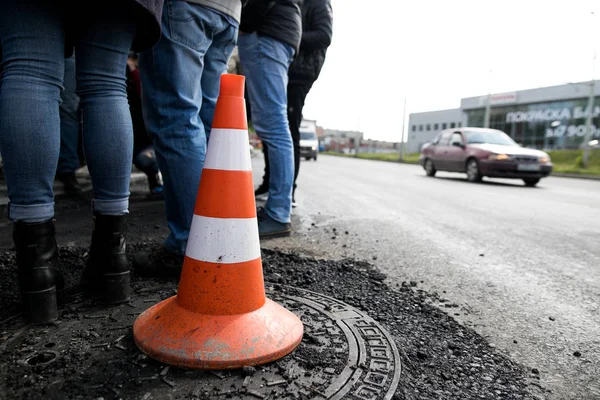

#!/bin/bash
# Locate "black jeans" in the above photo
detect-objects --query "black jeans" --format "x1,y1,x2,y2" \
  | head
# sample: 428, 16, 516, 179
261, 82, 311, 195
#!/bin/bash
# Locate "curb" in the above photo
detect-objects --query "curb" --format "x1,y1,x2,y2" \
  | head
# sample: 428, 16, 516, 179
551, 172, 600, 180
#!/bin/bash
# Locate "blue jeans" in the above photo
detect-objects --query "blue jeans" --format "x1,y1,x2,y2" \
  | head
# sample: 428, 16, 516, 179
0, 0, 136, 222
139, 0, 238, 256
57, 54, 82, 176
238, 33, 295, 223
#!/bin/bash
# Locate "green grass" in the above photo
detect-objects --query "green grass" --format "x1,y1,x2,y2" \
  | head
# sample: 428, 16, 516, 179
547, 149, 600, 175
323, 149, 600, 176
322, 151, 421, 164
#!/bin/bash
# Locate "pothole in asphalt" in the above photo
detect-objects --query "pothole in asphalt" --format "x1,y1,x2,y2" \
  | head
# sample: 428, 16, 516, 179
2, 285, 401, 400
0, 245, 541, 399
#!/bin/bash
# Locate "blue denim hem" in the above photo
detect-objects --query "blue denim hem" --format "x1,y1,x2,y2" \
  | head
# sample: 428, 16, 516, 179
9, 202, 55, 223
164, 239, 186, 258
92, 198, 129, 215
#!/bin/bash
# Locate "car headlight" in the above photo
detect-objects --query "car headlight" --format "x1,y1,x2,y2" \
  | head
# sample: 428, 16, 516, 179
539, 156, 550, 163
488, 154, 510, 161
311, 146, 316, 150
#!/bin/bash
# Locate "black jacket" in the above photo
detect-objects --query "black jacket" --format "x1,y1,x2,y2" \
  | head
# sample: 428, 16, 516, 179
240, 0, 302, 53
288, 0, 332, 85
130, 0, 164, 52
66, 0, 163, 57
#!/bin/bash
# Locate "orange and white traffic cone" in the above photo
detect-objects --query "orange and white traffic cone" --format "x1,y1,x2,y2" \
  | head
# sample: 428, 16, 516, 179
132, 74, 303, 369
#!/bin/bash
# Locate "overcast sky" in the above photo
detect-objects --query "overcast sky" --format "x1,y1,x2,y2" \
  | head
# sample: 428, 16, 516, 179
301, 0, 600, 141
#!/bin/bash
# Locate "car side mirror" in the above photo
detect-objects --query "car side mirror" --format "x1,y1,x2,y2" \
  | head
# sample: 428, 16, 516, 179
452, 142, 464, 148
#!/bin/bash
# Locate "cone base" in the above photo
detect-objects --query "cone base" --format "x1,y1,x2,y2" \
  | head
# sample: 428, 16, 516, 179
133, 296, 303, 369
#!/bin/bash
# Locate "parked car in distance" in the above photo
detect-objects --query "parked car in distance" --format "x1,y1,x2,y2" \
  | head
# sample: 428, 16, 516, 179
300, 130, 319, 161
420, 127, 553, 187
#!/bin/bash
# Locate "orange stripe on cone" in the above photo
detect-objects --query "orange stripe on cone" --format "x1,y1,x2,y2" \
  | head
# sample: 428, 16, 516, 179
177, 256, 265, 315
133, 74, 303, 370
194, 169, 256, 219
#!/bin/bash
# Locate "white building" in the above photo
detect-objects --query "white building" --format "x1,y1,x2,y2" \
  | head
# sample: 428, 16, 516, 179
406, 109, 466, 153
407, 80, 600, 153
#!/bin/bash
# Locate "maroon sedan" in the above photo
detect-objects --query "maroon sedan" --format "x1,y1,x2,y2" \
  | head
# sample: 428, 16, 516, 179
419, 128, 553, 187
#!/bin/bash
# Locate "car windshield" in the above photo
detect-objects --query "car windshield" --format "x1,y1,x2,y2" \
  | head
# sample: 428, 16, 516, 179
300, 131, 317, 140
464, 130, 517, 146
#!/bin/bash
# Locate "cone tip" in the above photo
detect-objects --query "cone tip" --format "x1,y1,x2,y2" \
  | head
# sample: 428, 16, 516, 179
220, 74, 245, 98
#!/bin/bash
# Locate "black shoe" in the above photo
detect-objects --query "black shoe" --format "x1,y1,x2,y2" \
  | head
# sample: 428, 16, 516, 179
146, 171, 164, 200
81, 214, 130, 304
254, 183, 269, 198
146, 185, 165, 201
133, 246, 184, 279
57, 173, 83, 197
14, 219, 64, 324
257, 207, 291, 238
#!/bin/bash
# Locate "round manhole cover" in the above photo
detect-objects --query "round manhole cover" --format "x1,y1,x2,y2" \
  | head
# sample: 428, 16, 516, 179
1, 285, 401, 400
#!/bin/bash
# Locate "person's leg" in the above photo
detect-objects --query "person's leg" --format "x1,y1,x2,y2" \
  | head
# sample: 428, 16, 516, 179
286, 83, 308, 201
128, 68, 164, 199
57, 53, 83, 195
76, 15, 135, 215
137, 2, 233, 275
198, 17, 237, 140
0, 0, 65, 323
0, 2, 64, 221
75, 7, 136, 304
238, 33, 295, 232
133, 146, 164, 198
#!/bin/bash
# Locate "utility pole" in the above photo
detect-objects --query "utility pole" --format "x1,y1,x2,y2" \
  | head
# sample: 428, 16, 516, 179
583, 73, 595, 168
583, 43, 597, 167
582, 11, 599, 168
399, 96, 407, 161
483, 69, 492, 128
355, 115, 361, 157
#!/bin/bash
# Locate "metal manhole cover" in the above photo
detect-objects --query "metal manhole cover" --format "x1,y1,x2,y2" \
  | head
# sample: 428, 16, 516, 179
0, 284, 401, 400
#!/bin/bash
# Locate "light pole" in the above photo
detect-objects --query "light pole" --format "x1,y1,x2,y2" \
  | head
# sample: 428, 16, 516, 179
483, 68, 492, 128
582, 64, 595, 168
582, 11, 598, 168
399, 96, 407, 160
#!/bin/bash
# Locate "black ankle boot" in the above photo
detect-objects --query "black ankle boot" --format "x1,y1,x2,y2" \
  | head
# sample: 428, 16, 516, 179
14, 219, 64, 324
81, 214, 130, 304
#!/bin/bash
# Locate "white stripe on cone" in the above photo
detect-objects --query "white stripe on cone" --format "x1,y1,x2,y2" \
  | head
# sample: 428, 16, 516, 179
186, 215, 260, 264
204, 128, 251, 171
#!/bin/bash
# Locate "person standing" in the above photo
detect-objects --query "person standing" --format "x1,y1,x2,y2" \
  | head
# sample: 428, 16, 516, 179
56, 53, 85, 198
253, 0, 332, 207
238, 0, 302, 238
134, 0, 243, 277
126, 52, 165, 200
0, 0, 163, 324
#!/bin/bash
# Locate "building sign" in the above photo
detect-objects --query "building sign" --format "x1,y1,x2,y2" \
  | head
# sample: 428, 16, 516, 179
546, 124, 600, 138
506, 105, 600, 123
504, 105, 600, 138
478, 92, 518, 106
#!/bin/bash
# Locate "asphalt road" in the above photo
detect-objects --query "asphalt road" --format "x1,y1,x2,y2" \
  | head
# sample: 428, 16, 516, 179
256, 154, 600, 400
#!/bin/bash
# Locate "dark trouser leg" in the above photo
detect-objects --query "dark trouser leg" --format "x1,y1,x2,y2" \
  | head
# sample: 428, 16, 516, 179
287, 82, 311, 194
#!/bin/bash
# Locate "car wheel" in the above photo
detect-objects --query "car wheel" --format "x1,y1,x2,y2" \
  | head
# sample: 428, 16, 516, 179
466, 158, 483, 182
305, 157, 311, 161
523, 178, 540, 187
425, 158, 436, 177
314, 154, 317, 161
